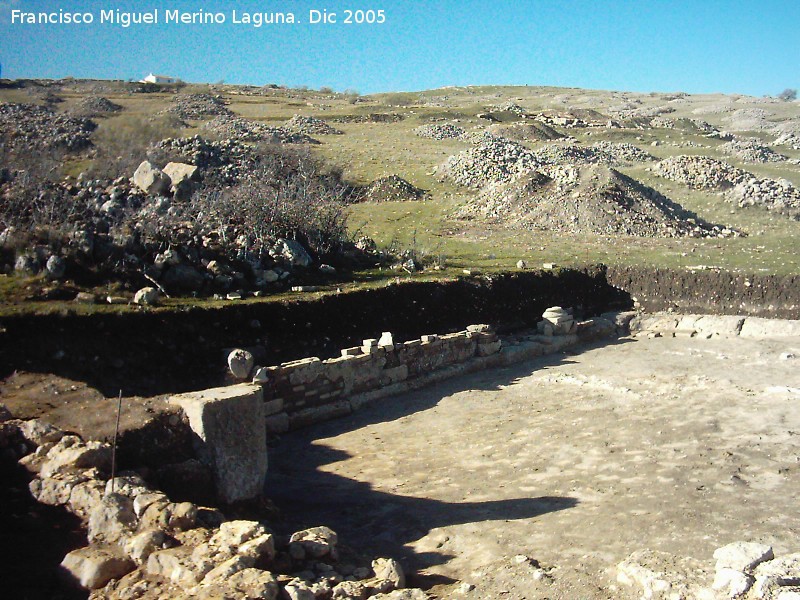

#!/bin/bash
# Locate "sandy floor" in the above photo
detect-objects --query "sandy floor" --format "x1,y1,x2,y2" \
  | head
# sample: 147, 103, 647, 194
269, 335, 800, 598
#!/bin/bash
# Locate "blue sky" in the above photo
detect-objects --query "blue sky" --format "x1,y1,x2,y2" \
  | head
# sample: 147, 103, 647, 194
0, 1, 798, 96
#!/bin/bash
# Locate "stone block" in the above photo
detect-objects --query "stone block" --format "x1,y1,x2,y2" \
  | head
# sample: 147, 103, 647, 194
61, 546, 135, 590
171, 383, 267, 504
740, 317, 800, 339
477, 340, 502, 356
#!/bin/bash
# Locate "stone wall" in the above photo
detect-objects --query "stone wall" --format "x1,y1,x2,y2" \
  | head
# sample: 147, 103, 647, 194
259, 326, 503, 433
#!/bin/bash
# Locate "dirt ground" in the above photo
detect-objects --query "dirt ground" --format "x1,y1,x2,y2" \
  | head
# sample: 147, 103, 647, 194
268, 334, 800, 599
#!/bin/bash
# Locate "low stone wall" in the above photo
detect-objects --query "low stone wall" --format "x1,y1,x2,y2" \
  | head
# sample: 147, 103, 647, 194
261, 326, 501, 433
629, 313, 800, 338
170, 314, 630, 502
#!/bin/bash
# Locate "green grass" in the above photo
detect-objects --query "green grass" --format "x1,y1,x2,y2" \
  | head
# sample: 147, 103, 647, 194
3, 80, 800, 317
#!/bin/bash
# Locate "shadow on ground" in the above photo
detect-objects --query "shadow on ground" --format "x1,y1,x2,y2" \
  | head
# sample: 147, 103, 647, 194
267, 339, 632, 582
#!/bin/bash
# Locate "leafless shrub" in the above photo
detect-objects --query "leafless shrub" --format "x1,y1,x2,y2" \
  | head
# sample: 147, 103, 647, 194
181, 147, 351, 258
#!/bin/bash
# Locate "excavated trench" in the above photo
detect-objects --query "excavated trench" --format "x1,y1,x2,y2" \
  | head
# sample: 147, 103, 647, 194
2, 265, 800, 599
2, 265, 798, 399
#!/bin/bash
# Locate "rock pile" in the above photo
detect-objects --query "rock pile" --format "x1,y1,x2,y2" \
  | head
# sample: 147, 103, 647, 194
362, 175, 428, 202
719, 139, 788, 163
457, 163, 735, 238
618, 541, 800, 600
487, 121, 565, 141
153, 135, 260, 183
727, 176, 800, 219
0, 102, 96, 152
654, 155, 749, 190
413, 123, 466, 140
202, 115, 320, 145
0, 415, 428, 599
284, 115, 343, 135
585, 141, 655, 163
165, 94, 233, 120
774, 132, 800, 150
70, 96, 124, 118
437, 137, 541, 188
489, 101, 529, 116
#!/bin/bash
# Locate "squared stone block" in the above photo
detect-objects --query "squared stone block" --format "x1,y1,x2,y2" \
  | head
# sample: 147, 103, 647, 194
170, 384, 266, 504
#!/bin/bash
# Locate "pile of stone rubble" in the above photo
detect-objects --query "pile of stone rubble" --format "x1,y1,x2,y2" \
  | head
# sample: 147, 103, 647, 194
0, 102, 97, 152
165, 94, 233, 120
728, 176, 800, 218
437, 137, 541, 188
202, 116, 319, 145
654, 155, 749, 190
774, 132, 800, 150
457, 163, 736, 238
283, 115, 343, 136
153, 135, 261, 182
439, 138, 656, 189
69, 96, 124, 118
618, 541, 800, 600
719, 139, 788, 163
0, 412, 427, 599
413, 123, 466, 140
362, 175, 427, 203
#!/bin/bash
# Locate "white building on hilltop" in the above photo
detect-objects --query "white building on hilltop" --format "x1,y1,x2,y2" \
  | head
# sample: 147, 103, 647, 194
141, 73, 179, 84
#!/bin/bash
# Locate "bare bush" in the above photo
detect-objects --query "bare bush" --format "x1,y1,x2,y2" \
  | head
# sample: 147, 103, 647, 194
778, 88, 798, 101
191, 150, 350, 256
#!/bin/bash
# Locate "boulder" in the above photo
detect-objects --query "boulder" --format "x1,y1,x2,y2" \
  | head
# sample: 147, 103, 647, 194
372, 557, 406, 589
134, 287, 160, 306
19, 418, 64, 446
289, 526, 338, 558
194, 568, 279, 600
88, 493, 138, 544
276, 238, 313, 267
124, 529, 168, 565
45, 255, 67, 280
228, 349, 255, 379
133, 161, 171, 196
61, 546, 136, 590
14, 254, 39, 275
714, 542, 774, 572
162, 162, 199, 188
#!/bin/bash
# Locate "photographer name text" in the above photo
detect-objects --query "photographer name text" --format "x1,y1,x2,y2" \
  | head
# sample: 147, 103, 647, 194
10, 7, 387, 28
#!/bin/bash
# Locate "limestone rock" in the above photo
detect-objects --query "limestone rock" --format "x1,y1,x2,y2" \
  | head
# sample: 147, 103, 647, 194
133, 161, 171, 195
332, 580, 370, 599
19, 418, 64, 446
714, 542, 774, 572
372, 557, 406, 589
276, 238, 313, 267
41, 439, 112, 477
713, 567, 754, 598
228, 349, 255, 379
202, 554, 255, 584
289, 526, 338, 558
134, 287, 160, 306
68, 479, 106, 518
61, 546, 136, 590
124, 529, 168, 565
170, 383, 267, 504
45, 255, 67, 280
162, 162, 199, 189
371, 590, 429, 600
88, 493, 138, 544
378, 332, 394, 347
194, 568, 279, 600
754, 554, 800, 598
30, 471, 88, 506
